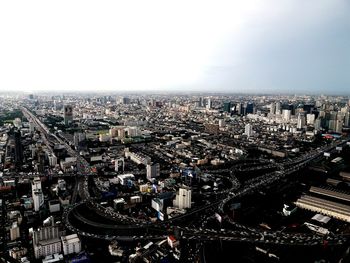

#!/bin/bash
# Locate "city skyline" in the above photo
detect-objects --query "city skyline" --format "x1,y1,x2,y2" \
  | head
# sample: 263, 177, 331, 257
1, 0, 350, 94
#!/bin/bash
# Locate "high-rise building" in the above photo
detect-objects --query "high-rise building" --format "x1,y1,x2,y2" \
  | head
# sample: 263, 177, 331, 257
345, 112, 350, 127
32, 177, 44, 212
10, 222, 20, 241
314, 118, 322, 131
275, 102, 281, 115
306, 114, 315, 125
297, 113, 306, 129
147, 163, 160, 181
270, 102, 276, 114
303, 104, 314, 114
282, 104, 295, 115
328, 120, 336, 131
336, 120, 343, 133
244, 124, 253, 137
245, 102, 255, 114
48, 153, 57, 167
173, 187, 191, 209
14, 130, 23, 166
206, 98, 212, 110
61, 234, 81, 255
33, 226, 62, 259
63, 105, 73, 126
282, 109, 291, 122
223, 102, 232, 113
73, 132, 86, 148
119, 97, 130, 104
199, 97, 204, 107
236, 103, 243, 115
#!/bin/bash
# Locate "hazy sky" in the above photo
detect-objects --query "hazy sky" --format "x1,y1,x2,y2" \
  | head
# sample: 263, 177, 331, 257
0, 0, 349, 94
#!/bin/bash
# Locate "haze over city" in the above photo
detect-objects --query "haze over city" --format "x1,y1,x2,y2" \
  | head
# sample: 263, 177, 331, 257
1, 0, 350, 94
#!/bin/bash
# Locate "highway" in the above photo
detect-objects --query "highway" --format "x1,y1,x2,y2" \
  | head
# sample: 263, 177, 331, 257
21, 106, 94, 203
63, 137, 350, 247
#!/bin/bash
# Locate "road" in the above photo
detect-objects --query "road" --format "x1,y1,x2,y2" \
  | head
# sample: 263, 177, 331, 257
63, 137, 350, 247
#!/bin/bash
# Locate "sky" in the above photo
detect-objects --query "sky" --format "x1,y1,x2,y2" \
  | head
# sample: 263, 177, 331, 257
0, 0, 349, 94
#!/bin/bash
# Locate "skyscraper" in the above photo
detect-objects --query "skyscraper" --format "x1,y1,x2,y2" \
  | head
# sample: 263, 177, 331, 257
244, 124, 253, 137
297, 113, 306, 129
336, 120, 343, 133
63, 105, 73, 126
270, 102, 276, 114
223, 101, 232, 113
174, 186, 192, 209
282, 109, 291, 122
147, 163, 160, 181
32, 177, 44, 212
206, 98, 212, 110
306, 114, 315, 125
275, 102, 281, 115
245, 102, 255, 114
14, 130, 23, 166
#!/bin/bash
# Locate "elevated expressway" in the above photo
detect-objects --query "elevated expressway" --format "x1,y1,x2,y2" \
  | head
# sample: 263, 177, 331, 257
64, 136, 350, 247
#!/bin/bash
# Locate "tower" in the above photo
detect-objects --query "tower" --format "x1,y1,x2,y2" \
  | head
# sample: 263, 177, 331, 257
63, 105, 73, 126
32, 177, 44, 212
14, 130, 23, 166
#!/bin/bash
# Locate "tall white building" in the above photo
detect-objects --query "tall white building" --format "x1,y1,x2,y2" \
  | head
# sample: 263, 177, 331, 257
275, 102, 281, 115
48, 153, 57, 167
297, 114, 306, 129
206, 98, 212, 110
270, 102, 276, 114
10, 222, 20, 241
173, 187, 191, 209
336, 120, 343, 133
306, 114, 315, 125
61, 234, 81, 255
282, 109, 291, 122
244, 124, 253, 138
32, 177, 44, 212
